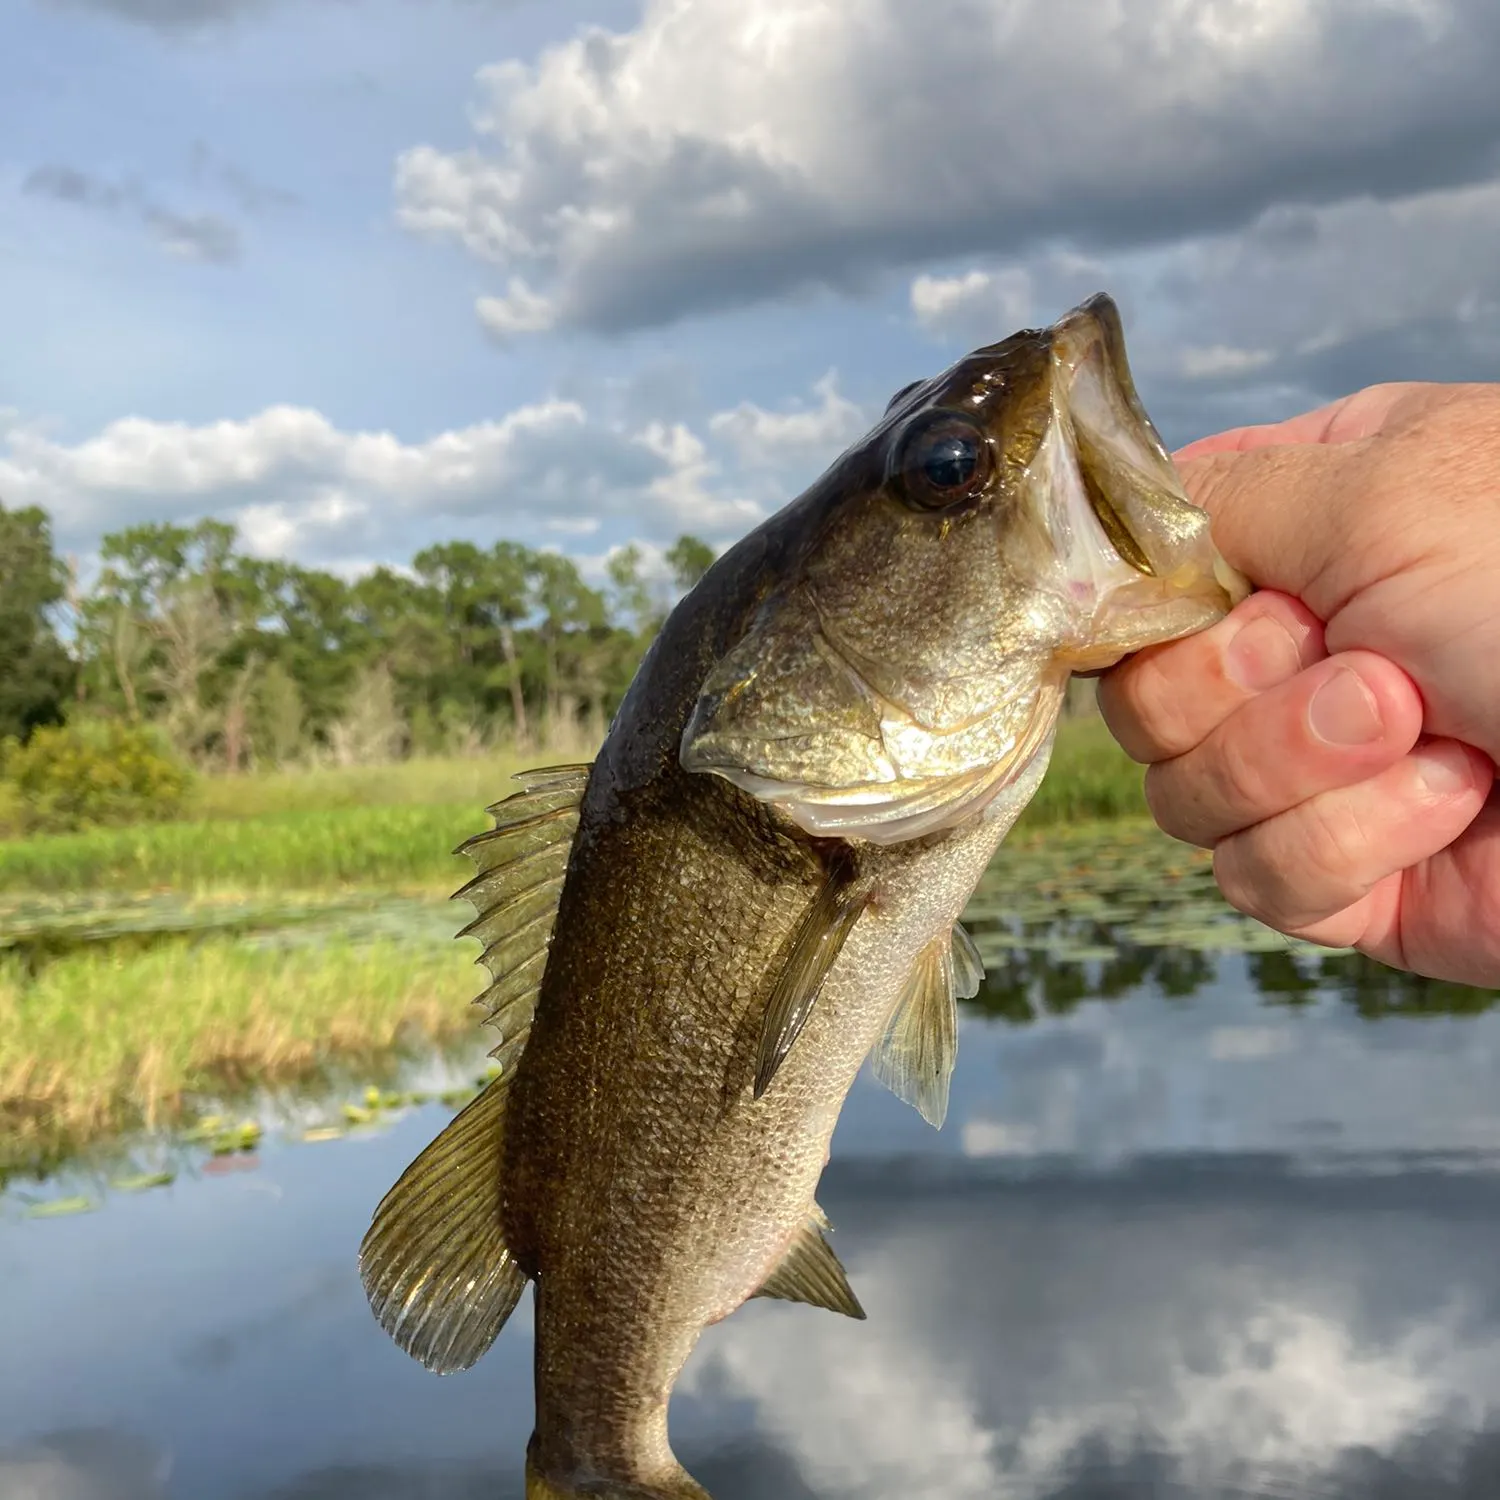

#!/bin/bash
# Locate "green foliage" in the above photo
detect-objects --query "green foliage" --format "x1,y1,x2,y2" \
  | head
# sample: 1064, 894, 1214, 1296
666, 534, 716, 591
1, 720, 194, 835
0, 500, 75, 743
1015, 715, 1149, 829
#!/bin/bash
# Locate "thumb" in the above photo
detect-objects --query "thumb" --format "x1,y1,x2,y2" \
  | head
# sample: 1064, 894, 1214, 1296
1176, 441, 1365, 609
1174, 383, 1430, 461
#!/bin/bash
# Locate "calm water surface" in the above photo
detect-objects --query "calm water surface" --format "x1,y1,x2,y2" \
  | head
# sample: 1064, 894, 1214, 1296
6, 848, 1500, 1499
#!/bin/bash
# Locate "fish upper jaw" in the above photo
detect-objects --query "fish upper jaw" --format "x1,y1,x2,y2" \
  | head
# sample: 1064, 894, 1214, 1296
1039, 298, 1250, 670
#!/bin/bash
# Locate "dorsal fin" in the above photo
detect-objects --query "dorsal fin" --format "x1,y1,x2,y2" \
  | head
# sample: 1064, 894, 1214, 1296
753, 856, 872, 1099
752, 1209, 865, 1320
358, 764, 589, 1372
872, 926, 963, 1129
453, 763, 590, 1061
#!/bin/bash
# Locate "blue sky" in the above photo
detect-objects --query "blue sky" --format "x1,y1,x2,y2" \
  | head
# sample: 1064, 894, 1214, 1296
3, 0, 1498, 579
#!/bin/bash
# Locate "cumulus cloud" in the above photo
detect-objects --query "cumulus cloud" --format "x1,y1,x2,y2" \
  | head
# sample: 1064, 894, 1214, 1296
394, 0, 1500, 338
0, 396, 787, 571
911, 268, 1034, 337
23, 164, 241, 265
905, 175, 1500, 442
708, 373, 867, 472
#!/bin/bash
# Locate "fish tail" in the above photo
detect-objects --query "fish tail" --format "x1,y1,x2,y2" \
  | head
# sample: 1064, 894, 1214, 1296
525, 1437, 711, 1498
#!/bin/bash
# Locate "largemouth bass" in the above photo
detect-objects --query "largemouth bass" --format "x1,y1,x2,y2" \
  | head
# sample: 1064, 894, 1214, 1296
360, 294, 1249, 1499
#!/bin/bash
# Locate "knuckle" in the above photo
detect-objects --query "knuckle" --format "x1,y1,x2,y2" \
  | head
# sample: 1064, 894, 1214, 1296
1119, 651, 1196, 761
1212, 841, 1275, 924
1142, 762, 1212, 847
1300, 796, 1371, 888
1207, 731, 1274, 822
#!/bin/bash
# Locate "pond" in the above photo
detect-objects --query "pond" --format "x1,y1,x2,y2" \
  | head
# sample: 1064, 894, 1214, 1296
4, 826, 1500, 1499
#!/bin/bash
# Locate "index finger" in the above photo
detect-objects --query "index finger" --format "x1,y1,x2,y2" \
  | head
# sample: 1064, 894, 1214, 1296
1099, 590, 1324, 763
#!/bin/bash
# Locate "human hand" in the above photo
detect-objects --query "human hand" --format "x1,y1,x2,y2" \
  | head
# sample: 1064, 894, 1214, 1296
1099, 383, 1500, 985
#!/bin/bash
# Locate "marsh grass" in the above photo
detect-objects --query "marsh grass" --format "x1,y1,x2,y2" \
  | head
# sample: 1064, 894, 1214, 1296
0, 715, 1151, 1173
0, 804, 482, 894
187, 751, 558, 822
0, 932, 483, 1175
0, 720, 1142, 895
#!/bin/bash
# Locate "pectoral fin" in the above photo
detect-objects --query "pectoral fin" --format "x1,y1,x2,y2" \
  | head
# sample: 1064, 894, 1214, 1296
872, 928, 963, 1129
752, 1210, 866, 1320
754, 858, 871, 1098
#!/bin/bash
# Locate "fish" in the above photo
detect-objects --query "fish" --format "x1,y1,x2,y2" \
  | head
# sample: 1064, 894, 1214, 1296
359, 293, 1250, 1499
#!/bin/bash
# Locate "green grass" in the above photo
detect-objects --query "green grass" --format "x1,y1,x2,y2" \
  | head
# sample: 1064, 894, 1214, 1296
1017, 715, 1150, 829
0, 804, 482, 895
0, 721, 1143, 896
186, 751, 559, 821
0, 933, 482, 1174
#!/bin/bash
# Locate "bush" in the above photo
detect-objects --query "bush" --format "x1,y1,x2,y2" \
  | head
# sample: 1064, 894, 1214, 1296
0, 719, 195, 834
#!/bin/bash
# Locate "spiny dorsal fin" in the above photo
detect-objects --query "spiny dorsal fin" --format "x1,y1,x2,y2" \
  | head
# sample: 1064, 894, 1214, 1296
752, 1210, 865, 1320
452, 763, 590, 1061
358, 764, 589, 1373
359, 1077, 527, 1372
872, 929, 961, 1129
951, 920, 984, 1000
754, 857, 871, 1099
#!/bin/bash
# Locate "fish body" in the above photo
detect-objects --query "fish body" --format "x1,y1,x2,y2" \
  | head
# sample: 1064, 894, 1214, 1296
360, 295, 1248, 1499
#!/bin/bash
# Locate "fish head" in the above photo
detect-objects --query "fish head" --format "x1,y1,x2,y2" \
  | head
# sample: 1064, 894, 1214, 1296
681, 293, 1249, 844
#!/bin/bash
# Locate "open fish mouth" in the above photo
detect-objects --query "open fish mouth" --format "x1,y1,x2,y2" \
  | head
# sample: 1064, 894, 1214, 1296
1043, 294, 1249, 672
677, 294, 1249, 845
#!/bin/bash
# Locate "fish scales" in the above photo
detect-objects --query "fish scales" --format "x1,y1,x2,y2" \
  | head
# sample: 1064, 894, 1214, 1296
360, 294, 1251, 1499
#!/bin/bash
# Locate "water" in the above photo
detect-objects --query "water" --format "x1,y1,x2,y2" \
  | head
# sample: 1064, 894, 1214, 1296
6, 834, 1500, 1498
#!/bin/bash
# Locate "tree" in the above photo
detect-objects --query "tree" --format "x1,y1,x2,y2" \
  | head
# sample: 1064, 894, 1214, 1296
666, 534, 715, 593
0, 500, 75, 742
530, 552, 606, 739
606, 544, 658, 637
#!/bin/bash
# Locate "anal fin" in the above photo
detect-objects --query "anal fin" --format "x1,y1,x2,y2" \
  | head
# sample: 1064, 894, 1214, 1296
752, 1210, 866, 1320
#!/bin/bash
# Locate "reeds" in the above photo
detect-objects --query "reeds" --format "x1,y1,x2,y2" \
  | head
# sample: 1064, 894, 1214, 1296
0, 933, 482, 1175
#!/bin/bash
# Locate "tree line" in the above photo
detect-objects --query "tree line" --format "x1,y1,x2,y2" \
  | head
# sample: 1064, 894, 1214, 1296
0, 499, 717, 769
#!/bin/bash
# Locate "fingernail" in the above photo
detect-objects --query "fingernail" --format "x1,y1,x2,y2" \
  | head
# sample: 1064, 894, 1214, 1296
1308, 668, 1382, 746
1225, 613, 1301, 692
1415, 742, 1476, 796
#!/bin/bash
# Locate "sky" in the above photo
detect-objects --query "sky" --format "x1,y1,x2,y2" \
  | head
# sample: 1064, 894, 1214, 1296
2, 0, 1498, 582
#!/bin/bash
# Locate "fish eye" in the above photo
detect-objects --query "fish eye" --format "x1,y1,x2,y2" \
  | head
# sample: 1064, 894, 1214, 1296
890, 413, 994, 510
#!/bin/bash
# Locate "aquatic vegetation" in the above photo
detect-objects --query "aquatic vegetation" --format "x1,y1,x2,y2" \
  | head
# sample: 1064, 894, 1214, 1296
0, 929, 479, 1176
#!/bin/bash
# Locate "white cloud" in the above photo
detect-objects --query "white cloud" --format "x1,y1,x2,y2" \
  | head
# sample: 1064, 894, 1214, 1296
1178, 344, 1277, 379
911, 268, 1034, 337
393, 0, 1500, 337
0, 397, 768, 569
708, 372, 866, 471
476, 278, 558, 341
907, 174, 1500, 443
